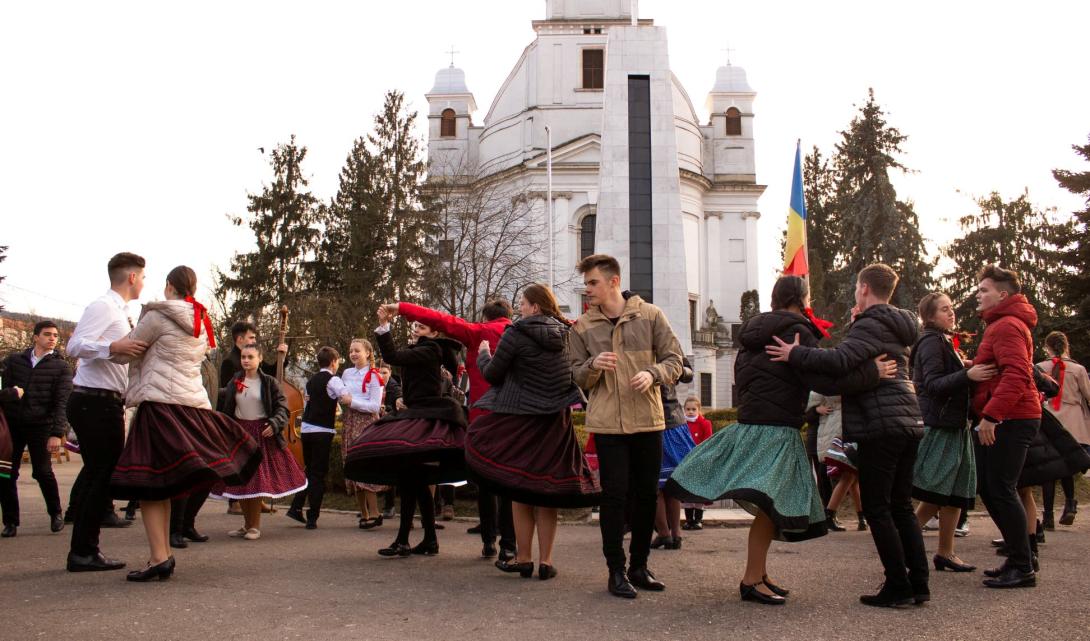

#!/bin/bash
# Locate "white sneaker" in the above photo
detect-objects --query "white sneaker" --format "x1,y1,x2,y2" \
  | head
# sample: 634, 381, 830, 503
954, 523, 970, 537
923, 517, 940, 531
227, 527, 247, 538
243, 528, 261, 540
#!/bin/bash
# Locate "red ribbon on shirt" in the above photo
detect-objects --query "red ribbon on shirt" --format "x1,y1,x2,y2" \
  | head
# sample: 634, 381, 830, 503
184, 296, 216, 348
362, 368, 385, 391
804, 308, 834, 338
234, 378, 247, 393
1050, 357, 1066, 411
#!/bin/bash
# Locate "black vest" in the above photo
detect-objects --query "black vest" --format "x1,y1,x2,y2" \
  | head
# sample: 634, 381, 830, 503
301, 371, 337, 429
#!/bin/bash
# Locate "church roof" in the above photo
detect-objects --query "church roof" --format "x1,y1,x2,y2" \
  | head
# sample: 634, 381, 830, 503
428, 66, 471, 95
710, 64, 754, 94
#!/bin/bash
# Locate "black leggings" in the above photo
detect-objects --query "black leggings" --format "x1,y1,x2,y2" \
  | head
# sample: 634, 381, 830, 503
1042, 476, 1077, 514
395, 480, 436, 545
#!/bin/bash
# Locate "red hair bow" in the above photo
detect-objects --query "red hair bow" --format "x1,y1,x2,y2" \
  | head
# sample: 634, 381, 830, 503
363, 367, 385, 391
1050, 357, 1066, 411
184, 296, 216, 348
804, 308, 834, 339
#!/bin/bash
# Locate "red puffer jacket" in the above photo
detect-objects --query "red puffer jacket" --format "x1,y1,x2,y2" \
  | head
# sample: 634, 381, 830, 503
972, 294, 1042, 422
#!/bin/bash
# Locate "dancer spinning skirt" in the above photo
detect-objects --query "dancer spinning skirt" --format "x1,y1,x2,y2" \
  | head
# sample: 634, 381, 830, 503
342, 410, 391, 493
659, 423, 697, 489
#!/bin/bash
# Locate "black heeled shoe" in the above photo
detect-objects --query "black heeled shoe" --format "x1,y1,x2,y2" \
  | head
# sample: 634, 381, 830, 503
538, 563, 558, 580
650, 535, 673, 549
411, 539, 439, 556
740, 582, 785, 605
182, 527, 209, 543
934, 554, 976, 572
126, 558, 173, 582
495, 559, 534, 578
359, 516, 383, 530
169, 532, 188, 549
761, 575, 789, 597
378, 541, 412, 557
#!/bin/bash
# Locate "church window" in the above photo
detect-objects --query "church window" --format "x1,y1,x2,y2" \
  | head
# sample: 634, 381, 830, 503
582, 49, 604, 89
580, 214, 597, 260
725, 107, 742, 136
700, 373, 713, 408
440, 109, 457, 137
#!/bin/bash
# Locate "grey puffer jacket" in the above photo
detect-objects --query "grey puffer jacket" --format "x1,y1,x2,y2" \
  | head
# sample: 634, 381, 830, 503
474, 315, 584, 415
118, 300, 212, 409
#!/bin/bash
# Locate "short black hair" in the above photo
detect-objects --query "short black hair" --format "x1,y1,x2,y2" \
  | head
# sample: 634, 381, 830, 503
481, 299, 513, 321
33, 320, 59, 336
316, 346, 340, 368
576, 254, 621, 280
231, 321, 258, 341
107, 252, 146, 285
977, 264, 1022, 295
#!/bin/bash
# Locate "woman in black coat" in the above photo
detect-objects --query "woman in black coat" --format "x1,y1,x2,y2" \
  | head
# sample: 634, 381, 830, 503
466, 284, 598, 580
343, 308, 466, 558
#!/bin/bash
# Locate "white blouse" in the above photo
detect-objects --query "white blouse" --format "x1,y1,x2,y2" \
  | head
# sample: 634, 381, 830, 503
340, 366, 383, 415
234, 376, 267, 421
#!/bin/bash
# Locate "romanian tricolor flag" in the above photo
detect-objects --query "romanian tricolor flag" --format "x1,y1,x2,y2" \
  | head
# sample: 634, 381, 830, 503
783, 141, 808, 276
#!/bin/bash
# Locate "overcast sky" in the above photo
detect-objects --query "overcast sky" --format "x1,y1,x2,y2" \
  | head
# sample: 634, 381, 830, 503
2, 0, 1086, 321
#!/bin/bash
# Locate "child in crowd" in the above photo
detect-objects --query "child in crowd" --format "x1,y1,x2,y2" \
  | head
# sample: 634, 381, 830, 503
681, 397, 713, 530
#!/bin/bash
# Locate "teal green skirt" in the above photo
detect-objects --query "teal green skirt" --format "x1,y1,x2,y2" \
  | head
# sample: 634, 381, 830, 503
912, 426, 976, 509
663, 422, 827, 542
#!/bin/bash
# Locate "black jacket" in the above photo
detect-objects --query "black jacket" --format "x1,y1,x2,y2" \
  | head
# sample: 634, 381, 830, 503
474, 315, 584, 415
1020, 410, 1090, 487
736, 311, 881, 429
373, 331, 466, 428
788, 304, 924, 442
661, 357, 695, 427
217, 370, 290, 447
383, 376, 403, 413
911, 329, 971, 431
0, 349, 73, 437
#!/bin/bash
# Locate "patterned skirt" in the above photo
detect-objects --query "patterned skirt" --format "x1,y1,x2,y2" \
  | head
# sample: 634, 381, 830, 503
664, 422, 827, 542
466, 410, 600, 508
660, 424, 697, 488
340, 409, 390, 494
0, 411, 12, 480
109, 401, 262, 501
912, 426, 976, 509
213, 418, 308, 500
343, 417, 465, 486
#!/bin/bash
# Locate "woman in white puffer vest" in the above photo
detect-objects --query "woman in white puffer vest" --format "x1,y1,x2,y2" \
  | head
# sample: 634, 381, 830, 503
109, 266, 261, 582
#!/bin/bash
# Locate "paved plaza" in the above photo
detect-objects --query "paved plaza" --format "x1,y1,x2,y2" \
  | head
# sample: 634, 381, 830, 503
3, 461, 1089, 641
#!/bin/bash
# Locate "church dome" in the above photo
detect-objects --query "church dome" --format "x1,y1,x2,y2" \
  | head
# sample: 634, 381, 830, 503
711, 64, 754, 93
429, 66, 470, 95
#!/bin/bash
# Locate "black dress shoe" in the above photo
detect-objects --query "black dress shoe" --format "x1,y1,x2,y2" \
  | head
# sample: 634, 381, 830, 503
668, 536, 682, 550
495, 559, 534, 578
126, 558, 173, 582
498, 546, 516, 562
990, 538, 1005, 547
983, 566, 1036, 588
913, 589, 931, 605
627, 566, 665, 591
859, 584, 914, 608
100, 513, 132, 528
934, 554, 976, 572
650, 535, 673, 549
740, 582, 786, 605
169, 533, 188, 549
411, 539, 439, 556
305, 523, 317, 530
762, 575, 789, 597
284, 509, 305, 524
1, 525, 15, 538
66, 552, 126, 572
608, 569, 638, 599
538, 563, 558, 580
50, 515, 65, 533
359, 516, 383, 530
182, 527, 209, 543
377, 542, 412, 557
481, 542, 497, 558
63, 511, 74, 524
467, 523, 482, 534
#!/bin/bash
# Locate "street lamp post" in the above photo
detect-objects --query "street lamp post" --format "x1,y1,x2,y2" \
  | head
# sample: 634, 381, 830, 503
545, 125, 554, 289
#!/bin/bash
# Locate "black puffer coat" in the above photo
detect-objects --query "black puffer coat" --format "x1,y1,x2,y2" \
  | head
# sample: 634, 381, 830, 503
911, 329, 971, 431
788, 304, 924, 442
474, 315, 584, 415
0, 349, 73, 436
661, 357, 695, 427
374, 331, 466, 428
736, 310, 881, 429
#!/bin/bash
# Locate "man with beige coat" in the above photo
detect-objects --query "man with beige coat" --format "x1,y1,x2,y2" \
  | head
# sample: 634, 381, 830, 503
570, 254, 683, 599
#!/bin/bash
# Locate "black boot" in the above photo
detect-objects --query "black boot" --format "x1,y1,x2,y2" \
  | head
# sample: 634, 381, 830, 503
1034, 520, 1046, 544
826, 509, 846, 532
608, 568, 638, 599
1042, 510, 1055, 530
859, 583, 914, 608
856, 512, 868, 531
1059, 499, 1078, 526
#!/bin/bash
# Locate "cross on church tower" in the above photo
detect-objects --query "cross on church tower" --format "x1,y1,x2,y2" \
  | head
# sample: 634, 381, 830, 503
445, 45, 460, 68
721, 47, 736, 66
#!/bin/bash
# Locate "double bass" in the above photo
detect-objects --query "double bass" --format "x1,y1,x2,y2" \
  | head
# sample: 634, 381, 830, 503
276, 305, 306, 467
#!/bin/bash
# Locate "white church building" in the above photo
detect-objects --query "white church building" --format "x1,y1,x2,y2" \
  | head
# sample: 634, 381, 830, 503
424, 0, 764, 408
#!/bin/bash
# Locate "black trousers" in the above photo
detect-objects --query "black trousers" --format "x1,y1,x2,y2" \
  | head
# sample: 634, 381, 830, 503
66, 393, 125, 557
289, 432, 334, 524
857, 435, 928, 592
807, 422, 833, 507
1, 423, 62, 525
478, 488, 516, 551
975, 419, 1039, 572
596, 430, 663, 572
170, 488, 209, 533
395, 477, 435, 545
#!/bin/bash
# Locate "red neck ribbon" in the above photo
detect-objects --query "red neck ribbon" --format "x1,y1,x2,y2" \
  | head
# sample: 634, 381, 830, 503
1050, 357, 1066, 411
804, 308, 834, 338
362, 367, 385, 391
234, 378, 247, 393
184, 296, 216, 348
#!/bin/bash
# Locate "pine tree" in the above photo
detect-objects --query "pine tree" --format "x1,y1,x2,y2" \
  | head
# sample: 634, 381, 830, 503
831, 90, 934, 312
1048, 135, 1090, 359
802, 146, 840, 321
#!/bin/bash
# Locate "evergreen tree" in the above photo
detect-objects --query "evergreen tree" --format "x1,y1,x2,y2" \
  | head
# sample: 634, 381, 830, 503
831, 90, 934, 312
1048, 135, 1090, 359
739, 290, 760, 323
942, 190, 1058, 349
801, 146, 840, 321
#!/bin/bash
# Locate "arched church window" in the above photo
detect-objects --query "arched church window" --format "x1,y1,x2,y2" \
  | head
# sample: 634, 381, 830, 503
440, 109, 457, 137
580, 214, 597, 260
725, 107, 742, 136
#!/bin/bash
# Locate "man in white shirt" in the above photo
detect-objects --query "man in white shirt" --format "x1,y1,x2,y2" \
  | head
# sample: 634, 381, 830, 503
65, 252, 148, 572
